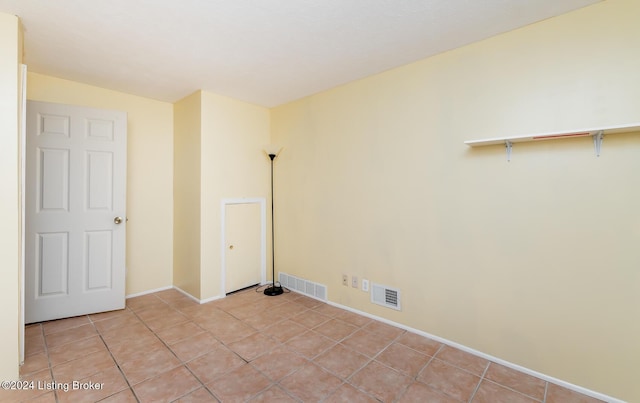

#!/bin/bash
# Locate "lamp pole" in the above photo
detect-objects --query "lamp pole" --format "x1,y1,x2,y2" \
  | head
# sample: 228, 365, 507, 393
264, 151, 283, 296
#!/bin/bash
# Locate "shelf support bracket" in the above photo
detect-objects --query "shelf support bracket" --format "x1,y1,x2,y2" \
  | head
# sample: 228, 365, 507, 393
505, 141, 513, 162
593, 130, 604, 157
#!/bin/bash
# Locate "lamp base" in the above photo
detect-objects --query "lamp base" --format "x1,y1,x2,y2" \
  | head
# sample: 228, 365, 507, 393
263, 285, 284, 296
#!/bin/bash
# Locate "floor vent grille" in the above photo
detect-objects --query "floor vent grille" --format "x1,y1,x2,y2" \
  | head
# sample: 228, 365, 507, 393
371, 283, 401, 311
279, 272, 327, 301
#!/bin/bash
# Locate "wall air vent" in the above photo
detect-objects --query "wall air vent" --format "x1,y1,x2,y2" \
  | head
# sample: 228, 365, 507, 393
371, 283, 401, 311
278, 272, 327, 301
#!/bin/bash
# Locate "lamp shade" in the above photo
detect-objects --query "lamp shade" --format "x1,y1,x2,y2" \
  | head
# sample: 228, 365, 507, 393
264, 145, 282, 157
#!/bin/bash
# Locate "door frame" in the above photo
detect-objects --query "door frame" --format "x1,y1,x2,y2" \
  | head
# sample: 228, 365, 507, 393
19, 64, 27, 364
220, 198, 267, 297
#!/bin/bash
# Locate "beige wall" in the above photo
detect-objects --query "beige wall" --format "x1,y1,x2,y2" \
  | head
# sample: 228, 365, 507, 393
271, 0, 640, 401
200, 91, 270, 299
27, 73, 174, 295
173, 90, 270, 300
173, 91, 202, 298
0, 12, 20, 381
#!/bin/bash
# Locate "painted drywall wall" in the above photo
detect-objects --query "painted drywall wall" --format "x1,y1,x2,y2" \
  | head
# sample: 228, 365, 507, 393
200, 91, 271, 299
173, 91, 202, 298
173, 90, 270, 300
270, 0, 640, 401
0, 12, 20, 381
27, 73, 174, 295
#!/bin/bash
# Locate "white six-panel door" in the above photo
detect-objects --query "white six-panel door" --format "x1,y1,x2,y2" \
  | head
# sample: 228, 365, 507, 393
25, 101, 127, 323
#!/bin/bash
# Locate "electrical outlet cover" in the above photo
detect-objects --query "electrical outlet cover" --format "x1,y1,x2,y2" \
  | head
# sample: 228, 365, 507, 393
362, 279, 369, 292
342, 275, 348, 286
352, 276, 358, 288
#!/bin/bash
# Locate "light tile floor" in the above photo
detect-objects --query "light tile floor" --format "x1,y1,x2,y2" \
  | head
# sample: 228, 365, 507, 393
4, 287, 605, 402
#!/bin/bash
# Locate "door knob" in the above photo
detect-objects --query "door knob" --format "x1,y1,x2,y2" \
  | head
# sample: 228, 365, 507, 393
114, 216, 123, 224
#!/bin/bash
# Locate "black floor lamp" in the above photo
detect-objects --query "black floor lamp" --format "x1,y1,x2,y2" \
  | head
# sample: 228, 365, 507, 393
264, 145, 283, 296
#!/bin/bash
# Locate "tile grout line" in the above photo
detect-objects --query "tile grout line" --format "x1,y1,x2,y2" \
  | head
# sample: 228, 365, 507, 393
413, 351, 483, 402
244, 348, 303, 402
272, 335, 351, 401
33, 318, 79, 402
163, 299, 234, 400
244, 293, 363, 401
314, 324, 394, 383
414, 347, 439, 381
218, 292, 309, 401
39, 323, 60, 403
428, 347, 549, 403
44, 315, 95, 401
126, 298, 203, 400
89, 311, 141, 403
119, 300, 164, 399
122, 298, 183, 398
339, 328, 411, 401
413, 342, 444, 383
481, 377, 547, 402
44, 318, 82, 403
136, 295, 264, 401
272, 325, 351, 397
467, 360, 490, 402
462, 359, 548, 403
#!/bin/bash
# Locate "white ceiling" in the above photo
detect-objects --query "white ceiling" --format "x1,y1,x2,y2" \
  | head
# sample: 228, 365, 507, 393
1, 0, 600, 107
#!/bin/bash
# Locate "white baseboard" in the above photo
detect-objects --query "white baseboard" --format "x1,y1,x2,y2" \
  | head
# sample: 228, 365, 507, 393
173, 286, 223, 304
172, 286, 201, 303
128, 285, 228, 304
199, 294, 224, 304
321, 297, 624, 403
127, 285, 224, 304
125, 285, 172, 299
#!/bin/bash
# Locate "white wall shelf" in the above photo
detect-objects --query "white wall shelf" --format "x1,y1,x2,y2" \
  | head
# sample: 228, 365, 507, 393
464, 123, 640, 161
